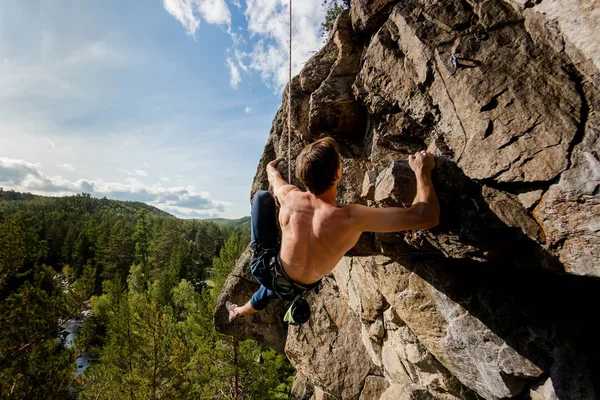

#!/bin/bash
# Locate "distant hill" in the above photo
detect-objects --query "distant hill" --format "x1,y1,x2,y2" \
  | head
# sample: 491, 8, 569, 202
0, 189, 173, 218
204, 216, 251, 229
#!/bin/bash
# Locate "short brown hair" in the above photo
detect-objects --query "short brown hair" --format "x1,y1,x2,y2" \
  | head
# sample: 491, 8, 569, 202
296, 137, 340, 195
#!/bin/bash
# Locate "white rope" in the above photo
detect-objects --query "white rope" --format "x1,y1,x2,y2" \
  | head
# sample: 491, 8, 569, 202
288, 0, 292, 182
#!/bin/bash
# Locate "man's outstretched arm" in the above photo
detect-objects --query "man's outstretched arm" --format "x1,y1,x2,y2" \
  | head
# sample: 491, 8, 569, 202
267, 158, 297, 202
348, 151, 440, 233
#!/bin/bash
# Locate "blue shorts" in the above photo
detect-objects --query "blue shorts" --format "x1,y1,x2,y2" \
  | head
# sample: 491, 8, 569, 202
249, 190, 281, 310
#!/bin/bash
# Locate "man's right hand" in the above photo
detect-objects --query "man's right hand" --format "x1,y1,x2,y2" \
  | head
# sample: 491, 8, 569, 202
348, 150, 440, 233
409, 151, 435, 175
267, 157, 285, 171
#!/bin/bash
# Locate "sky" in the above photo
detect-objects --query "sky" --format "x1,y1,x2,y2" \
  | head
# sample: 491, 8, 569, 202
0, 0, 328, 218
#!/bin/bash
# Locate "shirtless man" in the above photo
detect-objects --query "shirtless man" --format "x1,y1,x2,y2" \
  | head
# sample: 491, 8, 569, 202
226, 137, 439, 321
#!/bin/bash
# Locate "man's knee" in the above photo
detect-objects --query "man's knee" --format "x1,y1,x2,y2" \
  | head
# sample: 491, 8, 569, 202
250, 293, 268, 311
252, 190, 275, 208
250, 285, 276, 311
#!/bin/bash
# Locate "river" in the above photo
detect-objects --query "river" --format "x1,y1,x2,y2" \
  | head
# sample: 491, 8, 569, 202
60, 309, 95, 377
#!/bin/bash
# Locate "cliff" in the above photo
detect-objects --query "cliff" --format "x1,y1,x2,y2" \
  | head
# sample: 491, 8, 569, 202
215, 1, 600, 399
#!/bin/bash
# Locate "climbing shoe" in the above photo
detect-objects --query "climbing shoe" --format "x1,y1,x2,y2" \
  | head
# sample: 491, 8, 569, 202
226, 301, 240, 322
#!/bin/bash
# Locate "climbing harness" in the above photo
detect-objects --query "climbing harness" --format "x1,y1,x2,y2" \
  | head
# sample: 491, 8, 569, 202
261, 251, 321, 325
269, 254, 321, 296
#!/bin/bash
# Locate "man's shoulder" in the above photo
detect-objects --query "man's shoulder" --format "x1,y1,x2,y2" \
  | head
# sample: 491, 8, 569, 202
277, 185, 301, 201
338, 203, 374, 228
341, 203, 368, 214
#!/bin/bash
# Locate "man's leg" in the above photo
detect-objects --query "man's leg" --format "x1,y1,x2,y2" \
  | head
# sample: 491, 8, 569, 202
234, 302, 258, 316
226, 191, 279, 322
227, 285, 277, 321
251, 190, 278, 249
226, 301, 257, 322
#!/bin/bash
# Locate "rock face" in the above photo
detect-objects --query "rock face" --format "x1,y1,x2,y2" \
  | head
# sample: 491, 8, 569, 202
215, 2, 600, 399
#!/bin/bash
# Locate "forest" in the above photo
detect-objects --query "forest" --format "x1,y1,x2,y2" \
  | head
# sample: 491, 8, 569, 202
0, 189, 293, 399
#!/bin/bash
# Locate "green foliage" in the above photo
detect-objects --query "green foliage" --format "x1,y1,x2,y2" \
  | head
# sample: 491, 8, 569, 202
321, 0, 352, 36
0, 190, 295, 399
134, 209, 152, 280
205, 216, 251, 229
211, 230, 249, 294
0, 227, 94, 398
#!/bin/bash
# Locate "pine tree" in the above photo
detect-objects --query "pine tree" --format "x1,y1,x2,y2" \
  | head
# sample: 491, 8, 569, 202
133, 209, 151, 283
211, 231, 247, 295
103, 220, 135, 282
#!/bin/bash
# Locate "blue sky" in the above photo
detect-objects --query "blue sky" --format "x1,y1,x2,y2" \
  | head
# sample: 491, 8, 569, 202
0, 0, 327, 218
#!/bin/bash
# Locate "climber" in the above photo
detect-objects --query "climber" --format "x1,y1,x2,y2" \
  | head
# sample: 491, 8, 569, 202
226, 137, 439, 323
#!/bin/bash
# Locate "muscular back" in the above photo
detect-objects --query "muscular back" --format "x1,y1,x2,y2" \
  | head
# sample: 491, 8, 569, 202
278, 188, 361, 286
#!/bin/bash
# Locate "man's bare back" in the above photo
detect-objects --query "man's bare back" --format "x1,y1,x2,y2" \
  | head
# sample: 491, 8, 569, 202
278, 190, 362, 285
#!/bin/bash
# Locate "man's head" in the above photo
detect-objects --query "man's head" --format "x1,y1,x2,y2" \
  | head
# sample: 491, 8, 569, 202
296, 137, 341, 195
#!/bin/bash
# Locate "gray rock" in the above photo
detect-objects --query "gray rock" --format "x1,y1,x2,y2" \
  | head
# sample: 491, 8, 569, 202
361, 170, 377, 201
362, 323, 384, 367
535, 127, 600, 277
216, 0, 600, 399
374, 160, 416, 206
517, 189, 544, 210
379, 384, 436, 400
285, 277, 377, 400
481, 186, 544, 243
308, 11, 366, 140
291, 372, 316, 400
530, 378, 558, 400
359, 376, 389, 400
351, 0, 400, 34
369, 315, 385, 341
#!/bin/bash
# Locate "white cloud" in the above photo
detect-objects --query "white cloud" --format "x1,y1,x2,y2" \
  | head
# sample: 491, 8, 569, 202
62, 41, 130, 68
118, 168, 148, 177
162, 0, 200, 37
57, 163, 75, 171
234, 48, 249, 72
118, 168, 133, 176
199, 0, 231, 25
160, 176, 170, 182
0, 157, 73, 192
226, 25, 246, 47
242, 0, 327, 90
0, 156, 228, 216
163, 0, 326, 90
162, 0, 231, 38
161, 206, 220, 219
245, 106, 252, 113
47, 139, 56, 148
226, 57, 241, 89
143, 161, 151, 168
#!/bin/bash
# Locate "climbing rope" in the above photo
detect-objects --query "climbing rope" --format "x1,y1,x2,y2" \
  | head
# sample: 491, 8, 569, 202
288, 0, 292, 182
